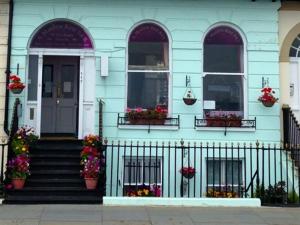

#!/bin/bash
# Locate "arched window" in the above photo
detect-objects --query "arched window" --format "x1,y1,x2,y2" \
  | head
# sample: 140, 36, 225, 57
289, 34, 300, 57
203, 25, 245, 118
30, 20, 93, 49
127, 23, 169, 110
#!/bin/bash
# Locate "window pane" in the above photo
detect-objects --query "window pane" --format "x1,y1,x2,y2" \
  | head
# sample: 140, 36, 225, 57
226, 160, 243, 185
61, 65, 75, 99
144, 159, 161, 184
124, 158, 141, 184
42, 65, 53, 98
207, 160, 221, 185
203, 75, 244, 116
127, 72, 168, 109
28, 55, 38, 101
204, 45, 243, 73
289, 47, 297, 57
124, 157, 161, 185
129, 42, 168, 69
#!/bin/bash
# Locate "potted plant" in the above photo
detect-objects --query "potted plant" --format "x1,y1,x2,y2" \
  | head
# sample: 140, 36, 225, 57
80, 134, 102, 189
7, 74, 25, 94
11, 126, 38, 155
7, 154, 30, 189
206, 113, 242, 127
180, 166, 196, 179
83, 134, 101, 148
80, 155, 100, 189
258, 86, 278, 107
183, 90, 197, 105
126, 106, 168, 125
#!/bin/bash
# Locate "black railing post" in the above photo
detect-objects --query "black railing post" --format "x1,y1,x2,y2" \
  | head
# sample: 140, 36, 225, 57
282, 104, 291, 146
98, 99, 104, 138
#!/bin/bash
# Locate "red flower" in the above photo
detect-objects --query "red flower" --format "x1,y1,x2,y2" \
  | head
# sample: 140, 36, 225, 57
7, 74, 25, 90
180, 167, 196, 175
258, 87, 278, 104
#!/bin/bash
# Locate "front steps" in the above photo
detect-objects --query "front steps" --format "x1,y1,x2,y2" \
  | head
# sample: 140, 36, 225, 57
5, 140, 103, 204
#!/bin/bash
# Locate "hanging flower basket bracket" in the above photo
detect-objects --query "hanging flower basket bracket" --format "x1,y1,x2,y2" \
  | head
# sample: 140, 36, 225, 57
183, 75, 197, 105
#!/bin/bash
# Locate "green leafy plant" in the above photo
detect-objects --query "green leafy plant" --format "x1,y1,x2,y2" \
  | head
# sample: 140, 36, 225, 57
255, 181, 287, 204
288, 190, 299, 204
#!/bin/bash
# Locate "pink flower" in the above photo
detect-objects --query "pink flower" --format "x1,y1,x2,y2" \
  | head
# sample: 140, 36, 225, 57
126, 108, 132, 113
135, 107, 143, 113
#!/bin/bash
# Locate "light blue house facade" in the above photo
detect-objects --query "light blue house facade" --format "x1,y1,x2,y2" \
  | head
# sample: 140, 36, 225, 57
8, 0, 281, 144
6, 0, 289, 201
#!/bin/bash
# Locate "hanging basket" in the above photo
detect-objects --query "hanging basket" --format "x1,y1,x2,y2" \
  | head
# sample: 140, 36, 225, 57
10, 88, 24, 94
182, 173, 195, 179
183, 97, 197, 105
262, 101, 275, 107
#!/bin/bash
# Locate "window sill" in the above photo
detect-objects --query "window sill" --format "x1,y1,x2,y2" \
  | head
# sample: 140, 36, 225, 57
118, 124, 179, 131
195, 127, 255, 132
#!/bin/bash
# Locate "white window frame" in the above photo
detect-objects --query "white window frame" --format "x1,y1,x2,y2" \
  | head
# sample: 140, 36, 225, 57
206, 159, 244, 188
202, 23, 248, 119
123, 156, 162, 187
125, 21, 172, 116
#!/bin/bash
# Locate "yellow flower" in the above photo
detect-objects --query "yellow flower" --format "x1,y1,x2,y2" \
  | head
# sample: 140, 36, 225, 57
137, 190, 142, 196
143, 189, 149, 195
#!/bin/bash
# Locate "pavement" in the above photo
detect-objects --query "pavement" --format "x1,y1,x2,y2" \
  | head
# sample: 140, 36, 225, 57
0, 205, 299, 225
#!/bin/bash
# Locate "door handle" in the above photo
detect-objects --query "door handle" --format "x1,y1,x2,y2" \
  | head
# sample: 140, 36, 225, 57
56, 99, 60, 105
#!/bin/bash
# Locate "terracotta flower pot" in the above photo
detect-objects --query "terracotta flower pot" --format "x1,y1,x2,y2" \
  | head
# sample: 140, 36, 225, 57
85, 178, 98, 189
12, 178, 25, 189
11, 88, 24, 94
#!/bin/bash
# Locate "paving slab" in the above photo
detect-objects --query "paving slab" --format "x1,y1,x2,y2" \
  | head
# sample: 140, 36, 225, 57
0, 219, 40, 225
103, 206, 149, 221
103, 221, 151, 225
0, 205, 44, 219
40, 222, 102, 225
0, 205, 299, 225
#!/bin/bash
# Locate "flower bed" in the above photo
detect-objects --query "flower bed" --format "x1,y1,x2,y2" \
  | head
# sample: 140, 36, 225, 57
125, 185, 161, 197
126, 106, 167, 125
206, 114, 242, 127
206, 188, 238, 198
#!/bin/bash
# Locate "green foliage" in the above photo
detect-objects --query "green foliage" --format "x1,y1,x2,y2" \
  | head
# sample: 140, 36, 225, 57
288, 190, 299, 204
255, 181, 287, 204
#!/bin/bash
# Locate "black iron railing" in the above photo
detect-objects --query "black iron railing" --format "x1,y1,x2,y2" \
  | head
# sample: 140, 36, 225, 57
282, 105, 300, 147
0, 143, 8, 197
104, 140, 300, 206
117, 114, 180, 133
98, 99, 104, 139
194, 117, 256, 136
282, 105, 300, 170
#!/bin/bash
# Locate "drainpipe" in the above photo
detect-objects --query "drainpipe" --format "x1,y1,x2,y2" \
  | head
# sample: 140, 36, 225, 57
4, 0, 14, 135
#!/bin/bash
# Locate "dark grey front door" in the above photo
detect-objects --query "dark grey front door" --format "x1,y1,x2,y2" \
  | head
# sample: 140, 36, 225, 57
41, 56, 79, 135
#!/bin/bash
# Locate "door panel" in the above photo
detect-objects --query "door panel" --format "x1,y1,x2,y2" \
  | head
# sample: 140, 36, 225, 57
41, 56, 79, 135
